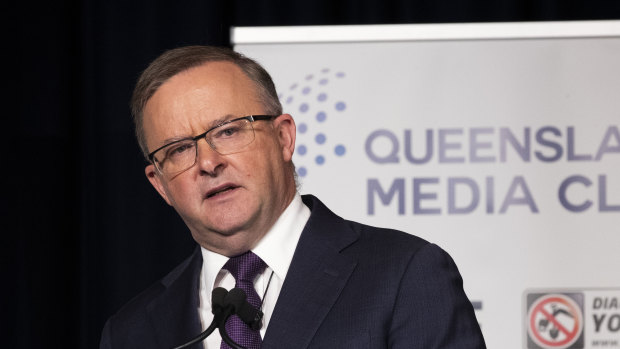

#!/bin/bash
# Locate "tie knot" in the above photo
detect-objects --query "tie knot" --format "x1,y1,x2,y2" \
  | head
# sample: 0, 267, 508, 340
224, 251, 266, 283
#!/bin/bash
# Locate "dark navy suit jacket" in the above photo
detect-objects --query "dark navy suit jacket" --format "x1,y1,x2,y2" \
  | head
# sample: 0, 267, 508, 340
101, 195, 486, 348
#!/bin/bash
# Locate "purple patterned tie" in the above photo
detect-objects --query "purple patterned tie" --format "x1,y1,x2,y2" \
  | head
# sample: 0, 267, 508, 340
221, 251, 266, 349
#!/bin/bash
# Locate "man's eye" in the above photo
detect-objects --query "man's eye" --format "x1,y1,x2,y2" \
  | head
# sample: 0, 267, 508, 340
214, 125, 241, 138
167, 143, 194, 158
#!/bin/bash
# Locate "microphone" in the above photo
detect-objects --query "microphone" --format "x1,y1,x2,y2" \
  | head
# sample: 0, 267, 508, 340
236, 298, 264, 331
171, 287, 229, 349
218, 288, 247, 349
212, 287, 228, 313
218, 288, 266, 349
223, 288, 263, 330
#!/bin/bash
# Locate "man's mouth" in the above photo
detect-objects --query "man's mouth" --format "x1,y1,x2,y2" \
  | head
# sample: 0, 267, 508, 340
205, 184, 240, 198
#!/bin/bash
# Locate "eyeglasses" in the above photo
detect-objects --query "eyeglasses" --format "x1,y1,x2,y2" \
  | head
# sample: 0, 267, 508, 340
148, 115, 277, 177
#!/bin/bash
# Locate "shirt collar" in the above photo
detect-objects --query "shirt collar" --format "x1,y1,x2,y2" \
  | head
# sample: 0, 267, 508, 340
253, 193, 309, 281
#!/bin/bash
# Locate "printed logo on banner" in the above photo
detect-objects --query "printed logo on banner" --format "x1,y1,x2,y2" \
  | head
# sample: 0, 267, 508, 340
279, 69, 349, 178
526, 292, 585, 349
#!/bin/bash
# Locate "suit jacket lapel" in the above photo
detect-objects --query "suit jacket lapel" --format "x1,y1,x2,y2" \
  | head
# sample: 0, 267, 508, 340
263, 195, 359, 348
147, 247, 204, 349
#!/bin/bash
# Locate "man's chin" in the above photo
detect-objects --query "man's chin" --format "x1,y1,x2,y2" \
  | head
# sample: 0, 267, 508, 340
192, 229, 260, 257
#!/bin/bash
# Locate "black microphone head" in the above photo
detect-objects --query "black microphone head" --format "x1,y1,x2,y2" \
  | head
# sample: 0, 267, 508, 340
211, 287, 228, 314
223, 288, 263, 330
226, 288, 247, 311
237, 301, 264, 331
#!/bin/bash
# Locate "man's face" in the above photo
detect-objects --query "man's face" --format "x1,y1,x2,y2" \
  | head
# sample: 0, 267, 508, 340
143, 61, 296, 256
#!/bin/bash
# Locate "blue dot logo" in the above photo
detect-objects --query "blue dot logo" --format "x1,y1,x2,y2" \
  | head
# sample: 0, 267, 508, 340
279, 69, 349, 178
298, 145, 307, 155
315, 133, 326, 145
335, 144, 346, 156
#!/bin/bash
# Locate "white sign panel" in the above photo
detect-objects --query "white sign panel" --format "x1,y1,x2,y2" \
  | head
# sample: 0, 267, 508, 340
233, 21, 620, 348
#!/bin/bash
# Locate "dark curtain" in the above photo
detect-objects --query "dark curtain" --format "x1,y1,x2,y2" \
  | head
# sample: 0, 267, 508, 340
7, 0, 619, 347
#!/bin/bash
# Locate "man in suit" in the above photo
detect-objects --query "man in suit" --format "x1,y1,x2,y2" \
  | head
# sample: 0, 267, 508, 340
101, 46, 486, 348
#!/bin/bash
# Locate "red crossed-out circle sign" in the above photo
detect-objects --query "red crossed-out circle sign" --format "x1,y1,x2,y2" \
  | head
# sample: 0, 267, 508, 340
528, 294, 583, 348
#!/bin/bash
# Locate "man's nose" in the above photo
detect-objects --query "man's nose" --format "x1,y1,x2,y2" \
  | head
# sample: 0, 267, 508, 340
195, 139, 226, 175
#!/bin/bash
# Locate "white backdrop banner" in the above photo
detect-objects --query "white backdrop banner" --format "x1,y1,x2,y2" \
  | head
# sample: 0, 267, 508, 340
233, 21, 620, 349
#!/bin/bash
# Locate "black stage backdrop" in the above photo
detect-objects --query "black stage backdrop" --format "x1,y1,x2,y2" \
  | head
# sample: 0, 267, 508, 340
7, 1, 620, 347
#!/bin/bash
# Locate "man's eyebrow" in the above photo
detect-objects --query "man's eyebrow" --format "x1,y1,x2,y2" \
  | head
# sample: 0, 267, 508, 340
205, 114, 237, 130
159, 135, 192, 147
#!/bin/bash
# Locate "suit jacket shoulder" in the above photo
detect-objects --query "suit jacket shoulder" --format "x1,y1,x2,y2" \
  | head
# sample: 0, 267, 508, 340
262, 195, 485, 348
100, 247, 203, 349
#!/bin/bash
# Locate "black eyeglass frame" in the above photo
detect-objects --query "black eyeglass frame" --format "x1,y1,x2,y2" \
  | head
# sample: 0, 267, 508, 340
147, 114, 278, 164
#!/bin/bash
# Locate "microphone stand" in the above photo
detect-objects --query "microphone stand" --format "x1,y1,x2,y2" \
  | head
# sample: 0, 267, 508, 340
171, 321, 219, 349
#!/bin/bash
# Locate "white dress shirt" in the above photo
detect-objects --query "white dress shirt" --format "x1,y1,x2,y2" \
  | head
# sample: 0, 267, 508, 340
197, 193, 311, 348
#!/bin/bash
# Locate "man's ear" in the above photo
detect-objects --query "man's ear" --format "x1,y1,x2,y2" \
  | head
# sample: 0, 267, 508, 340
145, 164, 172, 206
274, 113, 296, 162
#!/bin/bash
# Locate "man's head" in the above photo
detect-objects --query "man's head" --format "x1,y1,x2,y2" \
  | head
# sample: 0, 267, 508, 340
133, 46, 297, 256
